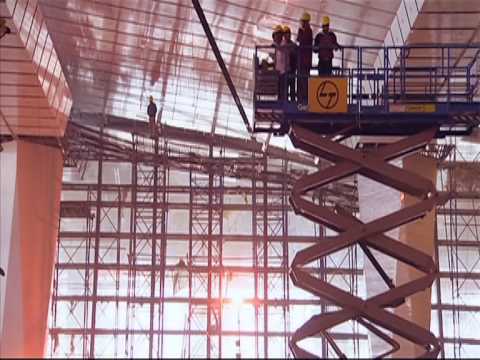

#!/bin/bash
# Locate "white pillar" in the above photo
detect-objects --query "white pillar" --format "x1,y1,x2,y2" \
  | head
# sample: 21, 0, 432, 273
358, 153, 436, 358
358, 169, 401, 356
0, 140, 63, 357
393, 153, 437, 358
0, 141, 18, 336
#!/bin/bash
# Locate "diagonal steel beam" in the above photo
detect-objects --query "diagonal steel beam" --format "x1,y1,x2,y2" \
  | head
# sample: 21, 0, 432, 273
191, 0, 252, 133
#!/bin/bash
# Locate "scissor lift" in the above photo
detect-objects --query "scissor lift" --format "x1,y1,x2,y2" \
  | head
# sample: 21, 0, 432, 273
254, 45, 480, 358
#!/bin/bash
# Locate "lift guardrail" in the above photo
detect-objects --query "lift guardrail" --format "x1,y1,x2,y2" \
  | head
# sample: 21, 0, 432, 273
254, 44, 480, 137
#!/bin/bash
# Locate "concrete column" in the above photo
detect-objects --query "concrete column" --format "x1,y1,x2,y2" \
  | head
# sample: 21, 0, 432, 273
393, 153, 437, 358
0, 141, 18, 336
359, 154, 436, 358
358, 169, 401, 356
0, 140, 63, 357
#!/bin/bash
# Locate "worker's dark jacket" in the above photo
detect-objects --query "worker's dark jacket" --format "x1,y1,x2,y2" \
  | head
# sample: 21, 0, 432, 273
314, 31, 338, 60
147, 103, 157, 119
296, 25, 313, 70
285, 40, 298, 73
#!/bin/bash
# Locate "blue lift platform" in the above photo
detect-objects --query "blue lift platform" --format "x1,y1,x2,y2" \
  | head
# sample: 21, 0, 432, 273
253, 45, 480, 138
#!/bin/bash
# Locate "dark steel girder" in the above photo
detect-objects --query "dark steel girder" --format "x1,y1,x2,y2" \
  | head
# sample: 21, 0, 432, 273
191, 0, 252, 133
69, 112, 314, 167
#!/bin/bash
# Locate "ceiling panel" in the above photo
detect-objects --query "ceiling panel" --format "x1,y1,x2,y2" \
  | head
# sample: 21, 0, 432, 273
408, 29, 476, 44
1, 0, 72, 137
5, 0, 473, 140
406, 0, 480, 68
414, 13, 480, 29
38, 0, 401, 138
422, 0, 480, 12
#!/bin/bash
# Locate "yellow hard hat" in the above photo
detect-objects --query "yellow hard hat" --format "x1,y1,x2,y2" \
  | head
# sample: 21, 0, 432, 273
322, 16, 330, 26
273, 24, 283, 33
283, 25, 291, 33
300, 12, 311, 22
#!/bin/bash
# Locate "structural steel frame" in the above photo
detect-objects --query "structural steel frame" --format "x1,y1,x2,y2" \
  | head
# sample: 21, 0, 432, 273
47, 120, 480, 358
49, 120, 358, 358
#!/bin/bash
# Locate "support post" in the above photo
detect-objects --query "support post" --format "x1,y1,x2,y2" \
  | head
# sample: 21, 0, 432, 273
0, 141, 63, 357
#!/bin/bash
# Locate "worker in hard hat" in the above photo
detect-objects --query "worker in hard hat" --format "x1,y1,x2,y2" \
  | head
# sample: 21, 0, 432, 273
313, 16, 341, 76
270, 25, 285, 68
282, 25, 298, 102
260, 25, 283, 71
296, 12, 313, 107
270, 25, 289, 101
147, 96, 158, 138
272, 24, 284, 44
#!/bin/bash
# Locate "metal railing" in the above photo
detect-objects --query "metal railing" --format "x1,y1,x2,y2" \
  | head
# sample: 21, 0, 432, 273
254, 44, 480, 112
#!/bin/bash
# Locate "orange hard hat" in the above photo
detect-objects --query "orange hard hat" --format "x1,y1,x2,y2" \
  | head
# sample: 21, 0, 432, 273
273, 24, 284, 33
300, 12, 311, 22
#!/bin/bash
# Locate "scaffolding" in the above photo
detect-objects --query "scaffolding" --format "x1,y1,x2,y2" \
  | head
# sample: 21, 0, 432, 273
49, 120, 354, 358
46, 118, 480, 358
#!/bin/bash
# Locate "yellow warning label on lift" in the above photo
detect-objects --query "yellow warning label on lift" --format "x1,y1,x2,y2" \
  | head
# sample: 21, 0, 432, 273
308, 77, 348, 113
390, 103, 436, 113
